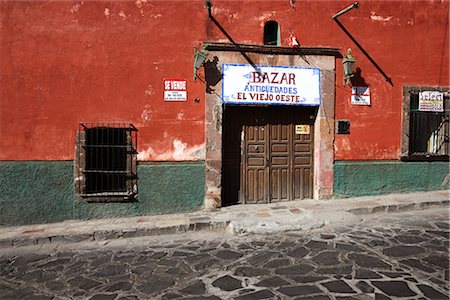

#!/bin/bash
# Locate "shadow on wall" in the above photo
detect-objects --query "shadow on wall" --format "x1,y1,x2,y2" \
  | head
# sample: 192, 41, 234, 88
350, 67, 370, 87
204, 56, 222, 94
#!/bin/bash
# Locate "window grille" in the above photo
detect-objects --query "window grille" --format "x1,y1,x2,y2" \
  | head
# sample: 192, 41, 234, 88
75, 123, 138, 200
408, 93, 449, 158
264, 21, 280, 46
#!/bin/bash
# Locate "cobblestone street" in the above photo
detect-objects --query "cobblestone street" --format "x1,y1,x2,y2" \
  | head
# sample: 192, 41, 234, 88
0, 207, 448, 300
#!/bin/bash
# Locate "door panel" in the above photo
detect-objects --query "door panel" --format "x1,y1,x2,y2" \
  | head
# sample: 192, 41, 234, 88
240, 106, 314, 204
270, 122, 290, 202
243, 124, 268, 204
292, 126, 313, 200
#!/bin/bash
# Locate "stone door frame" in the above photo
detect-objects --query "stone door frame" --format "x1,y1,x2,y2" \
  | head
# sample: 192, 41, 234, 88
203, 43, 339, 210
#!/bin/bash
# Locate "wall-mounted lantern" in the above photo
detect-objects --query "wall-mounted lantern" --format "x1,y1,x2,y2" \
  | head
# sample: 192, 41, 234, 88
194, 47, 209, 81
342, 48, 356, 85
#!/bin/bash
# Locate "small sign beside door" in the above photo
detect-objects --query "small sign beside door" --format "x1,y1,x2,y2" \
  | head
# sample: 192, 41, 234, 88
164, 78, 187, 101
351, 86, 370, 105
419, 91, 444, 112
295, 125, 310, 135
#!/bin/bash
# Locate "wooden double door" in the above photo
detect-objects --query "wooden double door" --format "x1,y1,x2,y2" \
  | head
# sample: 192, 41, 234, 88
222, 106, 315, 205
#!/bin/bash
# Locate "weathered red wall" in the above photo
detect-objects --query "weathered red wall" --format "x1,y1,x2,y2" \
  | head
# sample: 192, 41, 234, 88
1, 0, 448, 161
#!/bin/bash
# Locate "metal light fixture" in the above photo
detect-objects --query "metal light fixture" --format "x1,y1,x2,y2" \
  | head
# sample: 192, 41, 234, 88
194, 47, 209, 81
342, 48, 356, 85
332, 2, 359, 19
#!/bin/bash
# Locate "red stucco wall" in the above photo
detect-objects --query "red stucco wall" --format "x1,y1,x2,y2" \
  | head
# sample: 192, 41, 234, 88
1, 0, 448, 161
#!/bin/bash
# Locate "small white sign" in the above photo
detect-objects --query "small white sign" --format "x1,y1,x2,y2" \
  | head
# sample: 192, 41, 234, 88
295, 125, 310, 135
351, 86, 370, 105
222, 64, 321, 106
164, 78, 187, 101
419, 91, 443, 112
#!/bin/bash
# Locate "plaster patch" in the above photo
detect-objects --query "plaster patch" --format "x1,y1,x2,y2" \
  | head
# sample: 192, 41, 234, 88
135, 1, 147, 16
335, 137, 351, 153
145, 85, 154, 96
135, 0, 144, 8
257, 12, 274, 21
211, 7, 231, 15
138, 141, 205, 161
257, 12, 275, 26
370, 12, 393, 22
119, 10, 127, 20
141, 105, 153, 122
173, 140, 187, 159
71, 3, 81, 13
228, 12, 238, 21
211, 7, 238, 22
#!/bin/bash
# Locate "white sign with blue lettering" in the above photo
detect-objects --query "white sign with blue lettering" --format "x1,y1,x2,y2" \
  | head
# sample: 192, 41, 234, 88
222, 64, 321, 106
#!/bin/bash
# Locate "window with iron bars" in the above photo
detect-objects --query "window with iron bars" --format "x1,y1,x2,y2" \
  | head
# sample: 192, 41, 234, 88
75, 123, 138, 201
402, 87, 449, 161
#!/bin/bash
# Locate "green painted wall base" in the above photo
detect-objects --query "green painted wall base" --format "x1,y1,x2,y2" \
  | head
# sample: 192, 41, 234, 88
334, 160, 450, 198
3, 160, 448, 225
0, 161, 205, 227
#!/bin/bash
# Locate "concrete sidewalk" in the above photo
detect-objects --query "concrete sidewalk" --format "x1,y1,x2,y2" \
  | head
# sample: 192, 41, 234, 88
0, 190, 448, 249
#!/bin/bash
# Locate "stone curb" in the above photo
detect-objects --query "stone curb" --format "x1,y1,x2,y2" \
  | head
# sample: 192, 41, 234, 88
0, 221, 230, 250
0, 195, 448, 250
346, 199, 449, 215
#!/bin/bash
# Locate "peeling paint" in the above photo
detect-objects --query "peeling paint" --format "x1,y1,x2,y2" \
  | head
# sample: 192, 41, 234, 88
70, 3, 81, 14
257, 12, 276, 26
257, 12, 274, 21
141, 105, 152, 122
211, 7, 231, 15
173, 140, 186, 159
335, 137, 351, 153
370, 12, 393, 22
211, 7, 238, 22
135, 0, 146, 16
104, 8, 111, 17
138, 140, 205, 161
135, 0, 144, 8
177, 112, 184, 120
119, 10, 127, 20
145, 85, 154, 96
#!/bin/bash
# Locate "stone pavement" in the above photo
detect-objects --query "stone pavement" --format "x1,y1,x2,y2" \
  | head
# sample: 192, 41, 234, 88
0, 207, 448, 300
0, 190, 448, 249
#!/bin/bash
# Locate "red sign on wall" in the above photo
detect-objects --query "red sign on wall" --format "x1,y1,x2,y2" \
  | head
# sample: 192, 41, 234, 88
164, 78, 187, 101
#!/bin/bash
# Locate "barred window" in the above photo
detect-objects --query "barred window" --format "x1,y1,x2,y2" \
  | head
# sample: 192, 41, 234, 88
402, 87, 449, 161
75, 123, 138, 201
